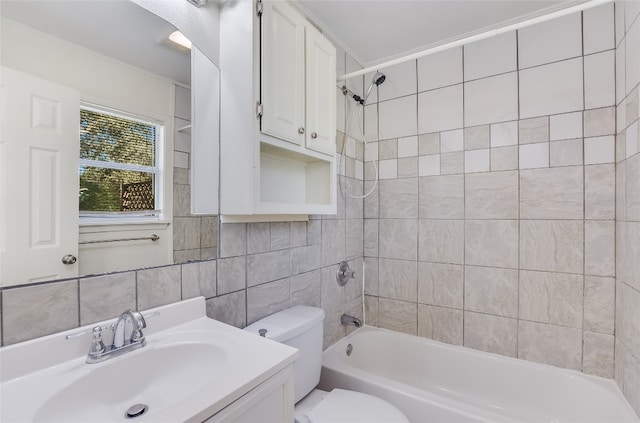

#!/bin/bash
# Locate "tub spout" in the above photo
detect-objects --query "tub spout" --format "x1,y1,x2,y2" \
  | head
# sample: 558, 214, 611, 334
341, 314, 362, 328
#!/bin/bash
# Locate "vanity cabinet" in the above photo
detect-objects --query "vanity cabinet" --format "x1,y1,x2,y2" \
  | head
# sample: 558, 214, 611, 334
220, 0, 337, 220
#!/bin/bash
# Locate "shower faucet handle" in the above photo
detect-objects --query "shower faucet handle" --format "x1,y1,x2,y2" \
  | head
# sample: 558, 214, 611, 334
337, 261, 355, 286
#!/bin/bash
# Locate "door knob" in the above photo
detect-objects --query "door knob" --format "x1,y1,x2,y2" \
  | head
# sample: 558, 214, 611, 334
62, 254, 77, 265
298, 127, 305, 135
311, 132, 318, 139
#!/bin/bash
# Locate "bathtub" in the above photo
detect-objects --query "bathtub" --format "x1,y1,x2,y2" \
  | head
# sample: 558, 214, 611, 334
318, 326, 638, 423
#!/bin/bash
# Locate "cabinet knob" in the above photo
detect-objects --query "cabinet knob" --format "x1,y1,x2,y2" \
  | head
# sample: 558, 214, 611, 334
311, 132, 318, 139
62, 254, 77, 265
298, 127, 305, 135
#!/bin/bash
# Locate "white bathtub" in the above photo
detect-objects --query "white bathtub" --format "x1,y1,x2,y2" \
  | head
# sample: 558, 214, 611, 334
318, 326, 638, 423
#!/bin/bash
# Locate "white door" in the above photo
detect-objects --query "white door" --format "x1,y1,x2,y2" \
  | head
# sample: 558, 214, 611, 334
305, 26, 336, 155
261, 0, 306, 145
0, 67, 80, 285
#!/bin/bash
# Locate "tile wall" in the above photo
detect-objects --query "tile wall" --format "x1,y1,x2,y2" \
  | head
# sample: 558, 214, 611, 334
362, 3, 619, 378
615, 0, 640, 414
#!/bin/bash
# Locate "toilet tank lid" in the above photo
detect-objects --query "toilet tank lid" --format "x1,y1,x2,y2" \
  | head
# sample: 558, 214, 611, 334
244, 306, 325, 342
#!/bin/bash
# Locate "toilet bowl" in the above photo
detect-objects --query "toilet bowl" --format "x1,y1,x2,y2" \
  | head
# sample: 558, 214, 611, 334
244, 306, 409, 423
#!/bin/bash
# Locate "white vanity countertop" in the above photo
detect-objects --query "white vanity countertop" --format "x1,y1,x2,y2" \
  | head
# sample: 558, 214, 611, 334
0, 297, 298, 422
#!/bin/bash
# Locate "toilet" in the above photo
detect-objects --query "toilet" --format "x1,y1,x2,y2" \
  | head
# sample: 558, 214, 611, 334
244, 306, 409, 423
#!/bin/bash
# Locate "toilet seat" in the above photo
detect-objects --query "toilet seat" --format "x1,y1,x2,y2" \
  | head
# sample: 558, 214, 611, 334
305, 389, 409, 423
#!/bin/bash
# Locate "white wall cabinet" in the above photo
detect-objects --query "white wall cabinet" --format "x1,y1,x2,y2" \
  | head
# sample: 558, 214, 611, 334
220, 0, 336, 220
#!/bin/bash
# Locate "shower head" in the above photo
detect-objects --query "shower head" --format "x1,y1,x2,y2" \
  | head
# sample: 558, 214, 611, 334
363, 71, 386, 103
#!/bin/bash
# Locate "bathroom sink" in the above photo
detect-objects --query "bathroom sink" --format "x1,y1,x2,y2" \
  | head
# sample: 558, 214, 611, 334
0, 298, 298, 422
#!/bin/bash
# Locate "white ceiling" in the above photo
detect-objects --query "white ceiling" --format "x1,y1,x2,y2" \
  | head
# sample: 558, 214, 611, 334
296, 0, 586, 69
1, 1, 191, 85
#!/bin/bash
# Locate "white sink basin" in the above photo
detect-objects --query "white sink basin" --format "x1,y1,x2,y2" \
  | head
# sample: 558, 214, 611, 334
0, 298, 298, 422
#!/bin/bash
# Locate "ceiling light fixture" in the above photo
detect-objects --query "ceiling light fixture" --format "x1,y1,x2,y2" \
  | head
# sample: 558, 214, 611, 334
169, 31, 192, 50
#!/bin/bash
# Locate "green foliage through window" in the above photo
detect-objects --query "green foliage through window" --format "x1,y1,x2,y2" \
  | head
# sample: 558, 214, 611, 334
79, 107, 161, 214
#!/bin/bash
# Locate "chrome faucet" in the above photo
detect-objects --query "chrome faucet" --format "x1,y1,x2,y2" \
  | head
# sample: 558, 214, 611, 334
341, 314, 362, 328
86, 309, 147, 364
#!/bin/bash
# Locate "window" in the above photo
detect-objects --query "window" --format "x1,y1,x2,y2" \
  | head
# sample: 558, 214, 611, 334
79, 105, 164, 218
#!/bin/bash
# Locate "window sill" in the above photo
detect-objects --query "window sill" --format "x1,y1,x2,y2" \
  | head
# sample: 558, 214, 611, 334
79, 217, 171, 230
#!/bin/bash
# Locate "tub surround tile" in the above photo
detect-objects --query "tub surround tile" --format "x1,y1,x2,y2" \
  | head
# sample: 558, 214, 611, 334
345, 258, 364, 302
464, 266, 518, 318
441, 129, 463, 153
364, 295, 379, 326
490, 146, 519, 171
419, 175, 464, 219
518, 12, 582, 69
464, 72, 518, 127
465, 171, 518, 219
418, 84, 463, 134
379, 95, 417, 140
364, 220, 379, 257
583, 331, 615, 378
377, 61, 417, 102
378, 219, 418, 261
490, 121, 518, 147
2, 280, 78, 345
616, 281, 640, 359
583, 3, 614, 55
585, 136, 615, 165
441, 152, 465, 175
465, 220, 519, 269
584, 276, 615, 334
464, 32, 517, 81
379, 259, 418, 303
519, 117, 549, 144
321, 219, 346, 266
418, 304, 463, 346
519, 270, 583, 328
584, 51, 616, 109
585, 164, 616, 219
137, 266, 181, 310
627, 154, 640, 220
246, 249, 291, 287
79, 272, 136, 326
398, 136, 418, 158
418, 262, 463, 309
520, 167, 583, 219
291, 244, 323, 275
379, 139, 398, 160
397, 157, 418, 178
518, 320, 582, 370
519, 58, 583, 119
584, 107, 616, 137
549, 139, 583, 167
379, 298, 418, 336
519, 142, 549, 169
379, 178, 418, 218
418, 154, 441, 176
417, 47, 463, 92
464, 125, 490, 150
419, 133, 441, 155
550, 112, 583, 141
364, 257, 379, 296
464, 312, 518, 357
520, 220, 584, 274
324, 306, 347, 350
418, 220, 465, 264
585, 220, 615, 277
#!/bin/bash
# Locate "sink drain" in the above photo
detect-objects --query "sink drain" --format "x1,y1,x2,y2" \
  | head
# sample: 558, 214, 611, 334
125, 404, 149, 419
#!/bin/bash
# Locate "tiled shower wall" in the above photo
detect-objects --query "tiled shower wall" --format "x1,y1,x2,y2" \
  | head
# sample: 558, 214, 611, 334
615, 0, 640, 414
362, 3, 619, 377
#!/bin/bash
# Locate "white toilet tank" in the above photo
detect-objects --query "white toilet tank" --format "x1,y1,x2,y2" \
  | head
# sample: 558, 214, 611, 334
244, 306, 325, 403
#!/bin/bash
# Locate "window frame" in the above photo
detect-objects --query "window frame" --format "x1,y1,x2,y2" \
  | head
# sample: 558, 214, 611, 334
78, 102, 167, 224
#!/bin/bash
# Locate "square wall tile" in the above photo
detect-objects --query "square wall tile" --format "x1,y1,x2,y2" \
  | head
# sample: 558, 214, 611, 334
520, 220, 584, 274
491, 121, 518, 147
584, 107, 616, 137
519, 117, 549, 144
464, 149, 490, 173
379, 259, 418, 302
137, 266, 181, 310
441, 129, 464, 152
583, 331, 615, 378
550, 139, 583, 167
520, 167, 584, 219
379, 178, 418, 218
519, 143, 549, 169
219, 223, 246, 258
464, 32, 517, 81
378, 219, 418, 261
465, 220, 519, 269
583, 2, 614, 55
246, 249, 290, 286
585, 50, 616, 109
291, 269, 322, 308
519, 270, 583, 328
377, 60, 417, 102
464, 125, 490, 150
79, 272, 136, 326
418, 220, 465, 264
464, 72, 518, 126
585, 220, 615, 277
464, 265, 518, 318
419, 133, 440, 155
584, 276, 615, 334
441, 152, 464, 175
465, 171, 518, 219
379, 159, 398, 179
550, 112, 583, 141
246, 278, 290, 325
181, 260, 217, 300
626, 19, 640, 96
364, 104, 378, 142
398, 136, 418, 158
418, 262, 464, 309
217, 256, 246, 295
418, 304, 463, 346
379, 95, 417, 140
417, 47, 463, 92
419, 174, 464, 219
585, 163, 615, 220
518, 12, 582, 69
2, 280, 78, 345
518, 320, 582, 370
206, 291, 246, 328
418, 154, 441, 176
585, 136, 615, 164
491, 146, 519, 171
418, 84, 464, 133
378, 139, 397, 160
519, 58, 583, 119
379, 298, 417, 335
464, 312, 518, 357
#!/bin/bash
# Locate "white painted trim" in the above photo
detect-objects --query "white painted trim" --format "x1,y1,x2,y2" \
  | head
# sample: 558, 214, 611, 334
337, 0, 613, 81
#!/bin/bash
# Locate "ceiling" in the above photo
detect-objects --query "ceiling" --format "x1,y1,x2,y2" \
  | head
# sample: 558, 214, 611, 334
296, 0, 586, 69
1, 1, 190, 85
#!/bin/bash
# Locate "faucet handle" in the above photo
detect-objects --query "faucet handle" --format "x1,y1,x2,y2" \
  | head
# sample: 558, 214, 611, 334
88, 326, 106, 356
130, 311, 147, 342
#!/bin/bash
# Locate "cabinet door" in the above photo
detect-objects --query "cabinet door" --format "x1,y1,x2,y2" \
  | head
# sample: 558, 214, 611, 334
261, 1, 305, 146
305, 26, 336, 156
